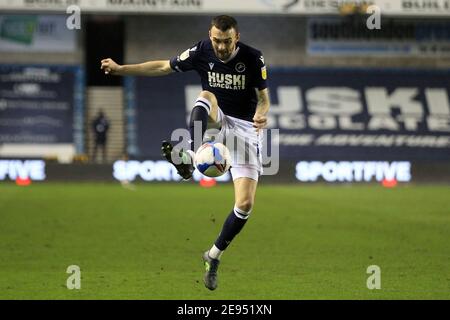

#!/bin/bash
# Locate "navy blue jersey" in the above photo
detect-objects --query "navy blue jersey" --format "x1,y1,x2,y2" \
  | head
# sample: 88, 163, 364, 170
170, 39, 267, 122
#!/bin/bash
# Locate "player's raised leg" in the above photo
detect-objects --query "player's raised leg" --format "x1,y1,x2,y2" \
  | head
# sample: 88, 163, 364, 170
161, 90, 219, 180
203, 174, 258, 290
188, 90, 219, 151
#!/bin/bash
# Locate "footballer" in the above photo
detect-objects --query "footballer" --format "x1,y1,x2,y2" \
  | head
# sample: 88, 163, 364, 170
101, 15, 270, 290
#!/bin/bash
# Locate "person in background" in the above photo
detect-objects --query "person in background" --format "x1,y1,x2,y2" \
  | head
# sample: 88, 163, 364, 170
92, 110, 110, 163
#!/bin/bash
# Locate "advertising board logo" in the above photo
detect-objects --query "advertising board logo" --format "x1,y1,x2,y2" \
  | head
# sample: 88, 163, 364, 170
113, 160, 231, 182
295, 161, 412, 182
0, 160, 46, 181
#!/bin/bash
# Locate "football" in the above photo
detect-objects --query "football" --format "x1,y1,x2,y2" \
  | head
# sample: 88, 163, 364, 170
194, 142, 231, 177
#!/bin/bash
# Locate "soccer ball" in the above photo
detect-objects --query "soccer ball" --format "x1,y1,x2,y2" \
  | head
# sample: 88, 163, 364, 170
194, 142, 231, 178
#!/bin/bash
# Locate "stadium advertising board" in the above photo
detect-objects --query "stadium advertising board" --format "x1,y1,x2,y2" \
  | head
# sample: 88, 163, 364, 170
0, 65, 84, 152
0, 159, 422, 184
269, 68, 450, 161
0, 15, 75, 53
126, 68, 450, 162
295, 161, 412, 182
111, 160, 410, 183
112, 160, 231, 182
0, 159, 46, 181
307, 18, 450, 57
1, 0, 449, 16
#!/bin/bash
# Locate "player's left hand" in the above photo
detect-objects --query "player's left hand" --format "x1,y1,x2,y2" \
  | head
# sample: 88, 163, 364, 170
253, 113, 267, 133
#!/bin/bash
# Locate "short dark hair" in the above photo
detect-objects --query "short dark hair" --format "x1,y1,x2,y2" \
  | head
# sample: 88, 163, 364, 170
210, 15, 239, 33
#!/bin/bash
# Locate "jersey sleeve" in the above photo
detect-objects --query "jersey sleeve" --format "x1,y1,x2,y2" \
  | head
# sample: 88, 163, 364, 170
169, 43, 200, 73
254, 51, 268, 90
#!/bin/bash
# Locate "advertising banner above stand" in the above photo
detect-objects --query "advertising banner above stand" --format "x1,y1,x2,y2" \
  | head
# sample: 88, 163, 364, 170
0, 1, 449, 17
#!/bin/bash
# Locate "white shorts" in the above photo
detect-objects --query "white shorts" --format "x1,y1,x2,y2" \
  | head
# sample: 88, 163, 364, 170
203, 107, 263, 182
230, 166, 260, 182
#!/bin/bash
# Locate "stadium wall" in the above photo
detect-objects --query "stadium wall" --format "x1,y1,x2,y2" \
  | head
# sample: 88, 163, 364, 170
124, 15, 450, 68
1, 14, 448, 68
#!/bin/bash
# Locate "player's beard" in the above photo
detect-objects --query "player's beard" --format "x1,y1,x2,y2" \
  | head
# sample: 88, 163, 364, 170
214, 46, 235, 61
215, 49, 230, 61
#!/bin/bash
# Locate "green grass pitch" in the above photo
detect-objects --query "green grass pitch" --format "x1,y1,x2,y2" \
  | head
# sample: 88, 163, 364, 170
0, 182, 449, 299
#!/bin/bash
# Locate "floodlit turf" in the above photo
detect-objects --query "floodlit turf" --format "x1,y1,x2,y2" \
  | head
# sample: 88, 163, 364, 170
0, 182, 449, 300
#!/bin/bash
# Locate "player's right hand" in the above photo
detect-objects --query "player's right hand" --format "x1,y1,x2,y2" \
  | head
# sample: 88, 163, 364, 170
253, 113, 268, 133
100, 58, 121, 75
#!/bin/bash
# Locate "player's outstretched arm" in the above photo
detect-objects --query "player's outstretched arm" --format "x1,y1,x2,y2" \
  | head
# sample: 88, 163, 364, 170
100, 58, 173, 77
253, 88, 270, 132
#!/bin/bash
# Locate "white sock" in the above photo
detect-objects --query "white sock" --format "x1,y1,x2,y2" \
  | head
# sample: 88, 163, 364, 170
186, 149, 195, 163
186, 149, 195, 160
208, 244, 223, 260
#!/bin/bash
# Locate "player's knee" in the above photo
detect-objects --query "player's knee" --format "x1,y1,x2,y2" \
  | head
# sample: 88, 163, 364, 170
199, 91, 218, 109
235, 200, 253, 214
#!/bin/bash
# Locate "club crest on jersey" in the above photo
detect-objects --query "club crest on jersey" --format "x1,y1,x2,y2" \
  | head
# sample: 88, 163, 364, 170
235, 62, 246, 73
